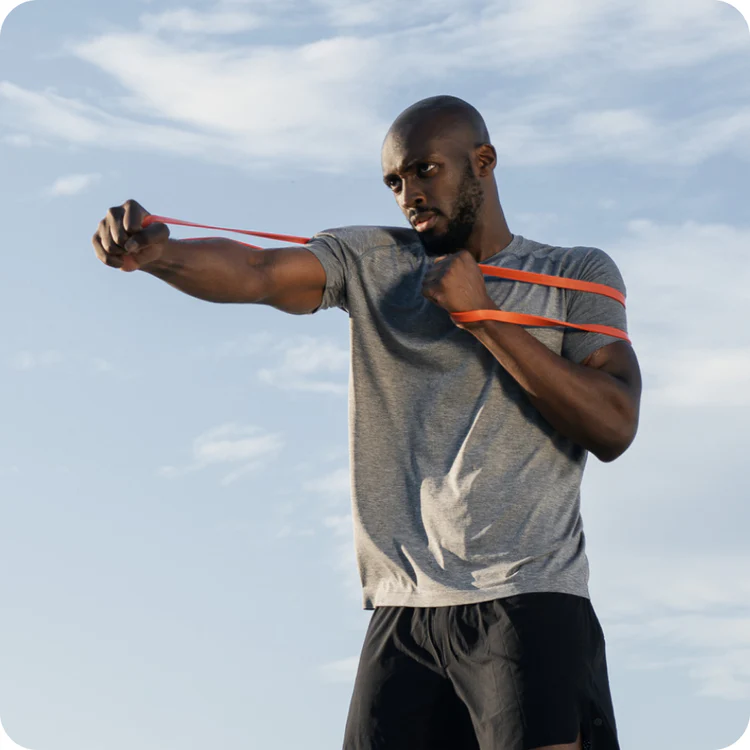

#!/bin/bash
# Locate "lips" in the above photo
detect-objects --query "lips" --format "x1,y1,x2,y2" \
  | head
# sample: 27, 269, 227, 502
412, 213, 438, 232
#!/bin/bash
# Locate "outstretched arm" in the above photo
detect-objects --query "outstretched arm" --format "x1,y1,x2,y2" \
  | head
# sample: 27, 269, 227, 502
93, 199, 328, 314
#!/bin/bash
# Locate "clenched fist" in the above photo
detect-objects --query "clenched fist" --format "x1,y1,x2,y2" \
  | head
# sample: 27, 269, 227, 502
92, 199, 170, 272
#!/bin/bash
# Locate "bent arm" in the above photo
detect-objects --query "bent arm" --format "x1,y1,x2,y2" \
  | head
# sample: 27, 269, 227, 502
139, 237, 327, 314
467, 321, 642, 462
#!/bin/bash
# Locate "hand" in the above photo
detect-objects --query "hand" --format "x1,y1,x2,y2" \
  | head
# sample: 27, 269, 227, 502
92, 199, 170, 272
421, 250, 498, 328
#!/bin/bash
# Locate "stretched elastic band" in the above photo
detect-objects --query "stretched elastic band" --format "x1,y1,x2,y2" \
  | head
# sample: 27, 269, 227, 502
142, 214, 630, 343
143, 214, 310, 246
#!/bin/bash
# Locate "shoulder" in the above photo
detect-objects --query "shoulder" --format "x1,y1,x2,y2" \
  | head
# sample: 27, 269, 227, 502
311, 225, 421, 257
550, 243, 625, 293
514, 234, 626, 296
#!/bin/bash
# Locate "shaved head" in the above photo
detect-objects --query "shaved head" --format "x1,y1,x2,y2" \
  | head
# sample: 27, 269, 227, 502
384, 95, 491, 152
381, 96, 498, 257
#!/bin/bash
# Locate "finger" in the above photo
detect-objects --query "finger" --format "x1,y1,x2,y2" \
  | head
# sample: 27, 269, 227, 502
105, 207, 128, 250
123, 199, 149, 234
123, 221, 170, 254
97, 218, 124, 256
92, 232, 124, 268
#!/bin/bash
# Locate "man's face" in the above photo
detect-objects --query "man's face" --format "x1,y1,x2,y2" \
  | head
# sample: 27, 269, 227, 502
381, 131, 484, 257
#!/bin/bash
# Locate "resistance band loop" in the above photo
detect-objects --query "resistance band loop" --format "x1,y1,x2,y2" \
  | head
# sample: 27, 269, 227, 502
143, 214, 630, 344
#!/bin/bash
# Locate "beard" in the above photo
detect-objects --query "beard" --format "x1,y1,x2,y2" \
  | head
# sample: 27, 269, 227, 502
418, 160, 484, 257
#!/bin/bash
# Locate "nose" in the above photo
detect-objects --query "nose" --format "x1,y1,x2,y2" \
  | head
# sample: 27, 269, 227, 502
398, 178, 426, 212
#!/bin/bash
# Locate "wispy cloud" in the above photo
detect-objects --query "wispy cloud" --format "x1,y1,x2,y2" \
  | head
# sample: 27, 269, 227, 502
202, 332, 348, 394
256, 336, 349, 396
158, 423, 284, 485
644, 347, 750, 407
595, 553, 750, 701
607, 218, 750, 407
1, 0, 748, 171
139, 7, 264, 34
44, 172, 101, 196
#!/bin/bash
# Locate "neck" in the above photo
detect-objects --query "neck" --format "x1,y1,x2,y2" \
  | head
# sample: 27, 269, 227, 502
464, 198, 514, 263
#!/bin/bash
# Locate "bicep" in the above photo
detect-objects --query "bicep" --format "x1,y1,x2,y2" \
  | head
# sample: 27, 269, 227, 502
255, 247, 328, 315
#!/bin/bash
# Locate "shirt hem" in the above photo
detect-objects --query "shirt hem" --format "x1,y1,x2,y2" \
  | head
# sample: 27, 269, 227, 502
362, 580, 590, 610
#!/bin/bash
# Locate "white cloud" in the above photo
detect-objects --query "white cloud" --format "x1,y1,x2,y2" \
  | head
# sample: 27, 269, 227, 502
209, 333, 349, 395
594, 553, 750, 701
257, 336, 349, 396
1, 0, 749, 171
66, 31, 387, 170
605, 218, 750, 407
645, 348, 750, 407
44, 172, 101, 196
0, 81, 239, 161
139, 8, 263, 34
158, 423, 284, 485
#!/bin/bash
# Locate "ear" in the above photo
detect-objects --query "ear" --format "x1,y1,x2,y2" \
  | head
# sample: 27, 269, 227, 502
475, 144, 497, 176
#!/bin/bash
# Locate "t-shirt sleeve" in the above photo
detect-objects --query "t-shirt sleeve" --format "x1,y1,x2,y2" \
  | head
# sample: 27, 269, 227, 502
304, 231, 350, 313
561, 247, 629, 364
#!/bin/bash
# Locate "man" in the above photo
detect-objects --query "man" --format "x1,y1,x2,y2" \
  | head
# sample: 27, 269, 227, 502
93, 95, 641, 750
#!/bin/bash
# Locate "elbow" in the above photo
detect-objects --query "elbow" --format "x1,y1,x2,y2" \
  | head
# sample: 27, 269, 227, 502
594, 414, 639, 463
595, 446, 624, 463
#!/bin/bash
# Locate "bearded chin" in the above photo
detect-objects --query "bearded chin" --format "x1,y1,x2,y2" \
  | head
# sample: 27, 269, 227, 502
418, 220, 475, 256
418, 163, 483, 257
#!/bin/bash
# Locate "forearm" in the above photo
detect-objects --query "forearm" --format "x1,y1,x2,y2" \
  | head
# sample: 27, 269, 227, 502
139, 238, 266, 303
466, 320, 636, 461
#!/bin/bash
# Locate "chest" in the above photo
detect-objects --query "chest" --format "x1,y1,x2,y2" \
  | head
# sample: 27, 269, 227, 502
357, 251, 567, 355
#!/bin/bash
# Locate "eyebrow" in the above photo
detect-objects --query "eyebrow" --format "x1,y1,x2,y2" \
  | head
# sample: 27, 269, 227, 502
382, 155, 437, 183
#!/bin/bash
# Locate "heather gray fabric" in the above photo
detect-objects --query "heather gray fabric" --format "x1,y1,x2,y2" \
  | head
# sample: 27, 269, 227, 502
305, 226, 628, 610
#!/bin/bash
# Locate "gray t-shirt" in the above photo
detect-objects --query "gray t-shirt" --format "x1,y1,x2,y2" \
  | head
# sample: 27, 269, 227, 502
305, 226, 628, 610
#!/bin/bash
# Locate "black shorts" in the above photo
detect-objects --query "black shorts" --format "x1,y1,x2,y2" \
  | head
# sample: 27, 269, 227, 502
343, 592, 619, 750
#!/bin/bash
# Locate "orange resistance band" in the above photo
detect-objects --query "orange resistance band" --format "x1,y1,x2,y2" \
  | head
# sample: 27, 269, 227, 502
142, 214, 630, 344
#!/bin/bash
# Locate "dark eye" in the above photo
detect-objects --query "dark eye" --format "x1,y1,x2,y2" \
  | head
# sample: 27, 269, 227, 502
385, 176, 401, 191
417, 163, 436, 177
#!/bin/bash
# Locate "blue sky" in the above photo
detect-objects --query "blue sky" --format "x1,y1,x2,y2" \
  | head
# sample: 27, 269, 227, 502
1, 0, 749, 749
